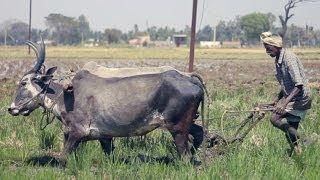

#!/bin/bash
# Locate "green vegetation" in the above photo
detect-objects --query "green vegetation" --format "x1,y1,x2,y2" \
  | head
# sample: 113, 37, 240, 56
0, 76, 319, 179
1, 46, 320, 61
239, 12, 271, 43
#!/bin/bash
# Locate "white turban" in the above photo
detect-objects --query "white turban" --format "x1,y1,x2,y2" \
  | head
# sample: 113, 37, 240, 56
260, 32, 283, 48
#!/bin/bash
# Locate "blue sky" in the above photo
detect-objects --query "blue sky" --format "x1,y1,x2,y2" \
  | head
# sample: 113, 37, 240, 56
1, 0, 320, 31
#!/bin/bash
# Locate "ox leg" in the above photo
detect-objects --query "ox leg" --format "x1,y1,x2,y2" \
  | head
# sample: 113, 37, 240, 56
99, 138, 114, 156
171, 132, 190, 158
169, 107, 197, 159
189, 123, 204, 154
59, 131, 83, 164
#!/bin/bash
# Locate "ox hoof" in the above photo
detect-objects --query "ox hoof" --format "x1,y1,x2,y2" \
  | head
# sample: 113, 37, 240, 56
190, 156, 202, 166
194, 112, 200, 119
46, 152, 67, 166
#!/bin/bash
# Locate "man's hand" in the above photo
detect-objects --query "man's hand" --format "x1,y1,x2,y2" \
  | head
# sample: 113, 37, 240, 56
275, 101, 287, 115
274, 86, 302, 115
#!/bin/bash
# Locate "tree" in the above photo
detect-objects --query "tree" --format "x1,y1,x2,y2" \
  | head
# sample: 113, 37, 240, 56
89, 30, 104, 45
266, 12, 277, 32
197, 25, 212, 42
279, 0, 320, 46
147, 26, 159, 41
216, 21, 228, 41
0, 19, 39, 45
302, 25, 317, 46
45, 13, 82, 45
78, 15, 90, 43
183, 25, 191, 41
133, 24, 139, 35
239, 12, 271, 44
156, 26, 176, 41
286, 24, 304, 47
313, 29, 320, 46
216, 18, 242, 42
103, 28, 122, 44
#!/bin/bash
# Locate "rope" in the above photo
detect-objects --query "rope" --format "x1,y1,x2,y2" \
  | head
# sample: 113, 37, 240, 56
39, 90, 63, 130
40, 108, 55, 130
220, 110, 228, 139
13, 86, 48, 111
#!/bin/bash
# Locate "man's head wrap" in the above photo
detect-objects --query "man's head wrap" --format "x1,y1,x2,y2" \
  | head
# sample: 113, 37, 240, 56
260, 32, 283, 48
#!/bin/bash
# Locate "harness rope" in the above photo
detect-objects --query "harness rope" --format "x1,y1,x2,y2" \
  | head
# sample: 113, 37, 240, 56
39, 89, 63, 130
38, 72, 76, 130
14, 84, 49, 110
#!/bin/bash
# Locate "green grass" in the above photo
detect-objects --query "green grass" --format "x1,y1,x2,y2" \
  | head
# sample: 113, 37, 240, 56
1, 46, 320, 60
0, 77, 319, 179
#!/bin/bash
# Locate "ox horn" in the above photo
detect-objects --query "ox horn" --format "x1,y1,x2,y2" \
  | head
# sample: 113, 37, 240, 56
33, 36, 46, 72
26, 41, 39, 60
26, 36, 46, 72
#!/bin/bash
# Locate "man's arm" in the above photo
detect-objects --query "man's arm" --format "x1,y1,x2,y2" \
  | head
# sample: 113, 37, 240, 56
275, 52, 305, 114
275, 85, 302, 114
271, 90, 284, 105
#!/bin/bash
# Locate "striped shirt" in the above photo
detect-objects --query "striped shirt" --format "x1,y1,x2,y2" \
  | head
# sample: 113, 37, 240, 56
275, 48, 311, 110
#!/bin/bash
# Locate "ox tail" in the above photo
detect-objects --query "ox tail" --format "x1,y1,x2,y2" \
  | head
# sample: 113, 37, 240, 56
190, 73, 211, 147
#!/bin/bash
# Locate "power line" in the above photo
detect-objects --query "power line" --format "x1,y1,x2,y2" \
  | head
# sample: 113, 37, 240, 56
198, 0, 206, 31
28, 0, 32, 54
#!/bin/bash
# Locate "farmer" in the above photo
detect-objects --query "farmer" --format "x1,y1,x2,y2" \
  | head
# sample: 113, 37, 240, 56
260, 32, 312, 155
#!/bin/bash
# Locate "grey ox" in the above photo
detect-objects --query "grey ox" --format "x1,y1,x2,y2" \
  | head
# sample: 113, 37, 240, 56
8, 39, 206, 162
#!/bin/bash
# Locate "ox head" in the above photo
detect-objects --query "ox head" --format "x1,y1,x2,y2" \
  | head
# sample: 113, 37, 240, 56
8, 38, 57, 116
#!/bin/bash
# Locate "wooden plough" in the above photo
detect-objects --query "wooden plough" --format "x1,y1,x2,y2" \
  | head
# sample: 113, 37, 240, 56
204, 104, 275, 149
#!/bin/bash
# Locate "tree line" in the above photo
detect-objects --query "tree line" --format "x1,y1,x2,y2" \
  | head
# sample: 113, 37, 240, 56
0, 12, 320, 47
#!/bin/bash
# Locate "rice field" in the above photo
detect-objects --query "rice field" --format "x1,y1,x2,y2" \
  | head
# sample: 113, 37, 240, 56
1, 46, 320, 61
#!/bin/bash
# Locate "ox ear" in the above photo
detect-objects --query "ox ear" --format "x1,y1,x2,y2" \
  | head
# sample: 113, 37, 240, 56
39, 66, 57, 83
45, 66, 57, 76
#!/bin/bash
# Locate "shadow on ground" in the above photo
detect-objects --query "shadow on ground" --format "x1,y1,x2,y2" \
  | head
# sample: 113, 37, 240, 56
26, 155, 62, 167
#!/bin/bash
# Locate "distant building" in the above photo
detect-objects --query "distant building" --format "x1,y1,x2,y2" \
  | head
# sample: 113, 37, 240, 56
221, 41, 241, 48
172, 34, 187, 47
129, 35, 151, 46
84, 39, 99, 47
152, 40, 172, 47
200, 41, 221, 48
36, 40, 57, 46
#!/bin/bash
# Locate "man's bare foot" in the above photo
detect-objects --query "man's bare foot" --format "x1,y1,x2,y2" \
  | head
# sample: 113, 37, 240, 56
294, 145, 302, 155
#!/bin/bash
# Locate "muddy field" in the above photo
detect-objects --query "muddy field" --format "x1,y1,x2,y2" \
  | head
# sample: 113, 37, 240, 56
1, 58, 319, 86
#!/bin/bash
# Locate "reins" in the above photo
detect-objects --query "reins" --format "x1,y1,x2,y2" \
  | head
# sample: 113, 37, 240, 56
39, 89, 63, 130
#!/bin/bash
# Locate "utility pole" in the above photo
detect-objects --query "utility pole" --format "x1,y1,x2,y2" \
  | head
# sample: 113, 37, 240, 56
4, 27, 7, 46
81, 32, 84, 45
28, 0, 32, 54
212, 25, 216, 42
188, 0, 197, 72
146, 20, 149, 31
